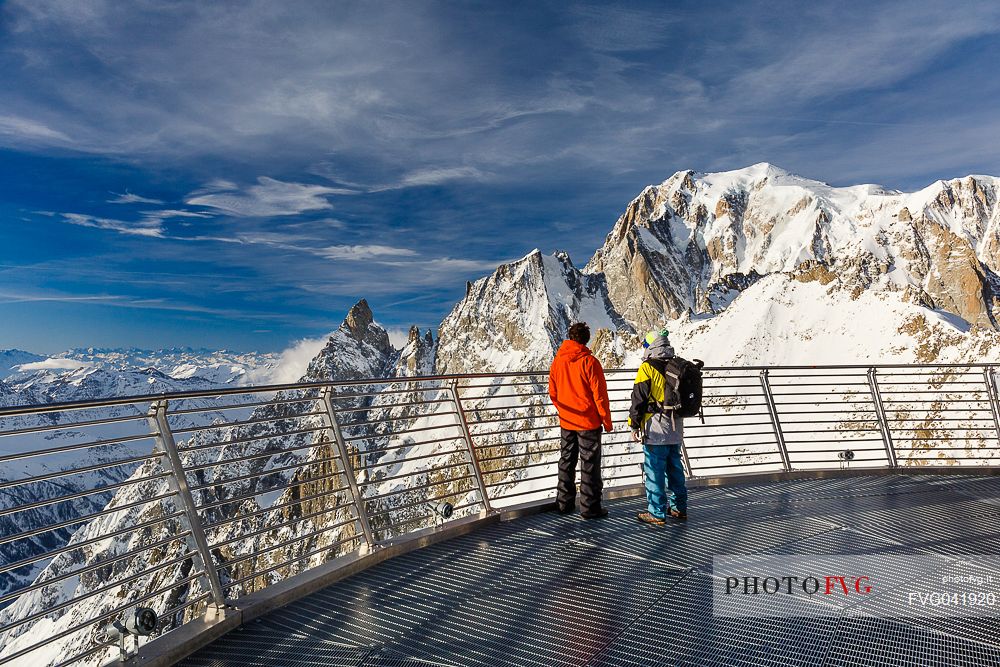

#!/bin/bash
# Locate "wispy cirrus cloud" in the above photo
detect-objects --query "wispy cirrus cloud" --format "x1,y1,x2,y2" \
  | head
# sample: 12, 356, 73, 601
0, 287, 307, 322
60, 213, 165, 238
108, 192, 164, 205
568, 4, 680, 52
317, 245, 418, 261
402, 166, 487, 187
371, 166, 490, 191
0, 290, 127, 304
408, 257, 508, 273
0, 114, 72, 143
50, 209, 213, 239
186, 177, 358, 217
727, 4, 1000, 106
140, 209, 213, 224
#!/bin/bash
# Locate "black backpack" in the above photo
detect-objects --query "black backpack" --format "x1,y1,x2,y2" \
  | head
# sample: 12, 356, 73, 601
648, 356, 705, 420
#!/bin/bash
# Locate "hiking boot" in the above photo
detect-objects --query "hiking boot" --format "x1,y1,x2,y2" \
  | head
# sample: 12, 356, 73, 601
557, 504, 575, 515
669, 508, 688, 522
580, 507, 609, 519
636, 511, 666, 527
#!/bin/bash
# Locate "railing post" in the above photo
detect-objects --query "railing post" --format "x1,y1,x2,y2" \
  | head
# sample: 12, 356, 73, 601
867, 367, 897, 468
680, 434, 694, 478
319, 387, 376, 550
759, 369, 791, 472
983, 366, 1000, 451
148, 399, 227, 609
447, 379, 493, 514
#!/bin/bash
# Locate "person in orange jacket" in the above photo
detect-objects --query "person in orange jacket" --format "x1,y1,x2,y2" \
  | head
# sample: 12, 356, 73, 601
548, 322, 614, 518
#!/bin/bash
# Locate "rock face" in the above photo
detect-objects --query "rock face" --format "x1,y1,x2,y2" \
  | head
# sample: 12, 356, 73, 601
586, 164, 1000, 336
303, 299, 397, 383
585, 179, 703, 330
393, 327, 435, 378
435, 250, 630, 375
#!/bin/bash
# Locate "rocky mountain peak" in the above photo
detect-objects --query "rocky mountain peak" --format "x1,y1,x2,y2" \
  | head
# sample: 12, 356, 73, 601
404, 326, 433, 348
585, 165, 1000, 333
553, 250, 573, 266
303, 301, 396, 383
343, 299, 375, 339
435, 249, 629, 375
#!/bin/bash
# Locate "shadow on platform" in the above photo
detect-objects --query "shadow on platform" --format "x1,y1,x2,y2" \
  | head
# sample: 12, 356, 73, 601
181, 474, 1000, 667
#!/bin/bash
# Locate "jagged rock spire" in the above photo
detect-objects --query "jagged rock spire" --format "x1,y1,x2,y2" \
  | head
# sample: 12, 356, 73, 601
395, 326, 435, 377
303, 299, 395, 382
343, 299, 375, 339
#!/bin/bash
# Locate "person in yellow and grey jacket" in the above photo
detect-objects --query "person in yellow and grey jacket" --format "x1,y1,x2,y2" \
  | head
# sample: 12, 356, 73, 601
629, 329, 692, 526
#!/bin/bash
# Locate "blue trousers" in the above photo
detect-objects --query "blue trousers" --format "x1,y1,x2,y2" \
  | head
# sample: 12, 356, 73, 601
643, 444, 687, 518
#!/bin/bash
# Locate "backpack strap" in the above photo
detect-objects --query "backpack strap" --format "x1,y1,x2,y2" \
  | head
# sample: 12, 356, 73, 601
641, 359, 664, 416
643, 358, 682, 413
661, 358, 684, 402
645, 358, 667, 375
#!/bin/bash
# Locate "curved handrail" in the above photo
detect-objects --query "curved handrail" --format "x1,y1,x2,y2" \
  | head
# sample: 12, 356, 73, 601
0, 363, 998, 667
0, 360, 995, 418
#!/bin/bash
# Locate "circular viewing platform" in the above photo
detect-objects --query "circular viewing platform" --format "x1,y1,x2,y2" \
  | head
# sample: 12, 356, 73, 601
179, 472, 1000, 667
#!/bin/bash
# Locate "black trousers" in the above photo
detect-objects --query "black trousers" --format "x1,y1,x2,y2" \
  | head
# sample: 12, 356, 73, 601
557, 427, 603, 513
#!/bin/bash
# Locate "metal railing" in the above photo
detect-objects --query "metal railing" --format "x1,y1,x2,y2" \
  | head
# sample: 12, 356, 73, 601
0, 363, 999, 666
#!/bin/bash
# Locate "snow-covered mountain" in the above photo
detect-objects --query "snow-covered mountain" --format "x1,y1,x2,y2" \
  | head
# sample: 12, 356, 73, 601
0, 369, 261, 610
435, 250, 631, 375
439, 163, 1000, 370
301, 300, 397, 383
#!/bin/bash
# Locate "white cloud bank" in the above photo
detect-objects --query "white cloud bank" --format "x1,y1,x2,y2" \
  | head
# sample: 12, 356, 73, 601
245, 333, 332, 385
385, 327, 412, 348
16, 358, 95, 372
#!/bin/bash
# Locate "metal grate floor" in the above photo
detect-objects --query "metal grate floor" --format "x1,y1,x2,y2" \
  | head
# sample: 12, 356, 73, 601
180, 474, 1000, 667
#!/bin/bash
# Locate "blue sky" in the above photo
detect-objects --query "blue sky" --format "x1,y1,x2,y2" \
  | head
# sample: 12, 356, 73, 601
1, 0, 999, 354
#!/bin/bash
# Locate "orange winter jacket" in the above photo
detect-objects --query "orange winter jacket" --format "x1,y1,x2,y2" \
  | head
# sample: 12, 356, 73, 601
548, 340, 613, 432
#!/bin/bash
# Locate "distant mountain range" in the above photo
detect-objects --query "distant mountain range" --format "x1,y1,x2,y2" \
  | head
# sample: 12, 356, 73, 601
0, 347, 279, 385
